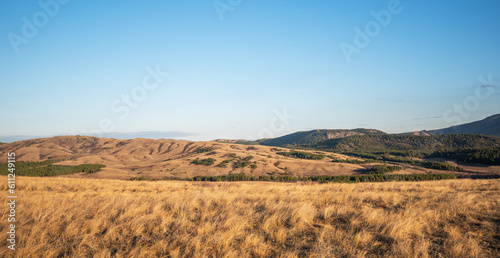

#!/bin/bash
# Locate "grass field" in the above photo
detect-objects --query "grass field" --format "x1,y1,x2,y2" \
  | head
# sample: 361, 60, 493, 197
1, 177, 499, 257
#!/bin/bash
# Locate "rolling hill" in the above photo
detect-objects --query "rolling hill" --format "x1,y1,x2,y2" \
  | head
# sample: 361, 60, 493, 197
257, 114, 500, 149
427, 114, 500, 136
404, 114, 500, 137
0, 136, 377, 179
254, 115, 500, 160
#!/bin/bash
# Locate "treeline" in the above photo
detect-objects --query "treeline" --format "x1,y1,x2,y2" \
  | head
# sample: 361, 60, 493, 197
418, 161, 464, 172
276, 151, 325, 160
0, 160, 105, 177
344, 152, 464, 172
370, 165, 402, 174
192, 173, 456, 183
429, 148, 500, 165
352, 150, 496, 167
329, 156, 375, 164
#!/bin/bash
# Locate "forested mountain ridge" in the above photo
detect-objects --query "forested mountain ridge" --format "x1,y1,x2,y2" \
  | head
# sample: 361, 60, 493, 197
256, 114, 500, 153
312, 134, 500, 153
411, 114, 500, 137
259, 129, 385, 147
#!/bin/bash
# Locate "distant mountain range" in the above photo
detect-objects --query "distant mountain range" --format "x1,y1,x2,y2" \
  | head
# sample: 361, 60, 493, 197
412, 114, 500, 137
1, 114, 499, 145
253, 114, 500, 148
0, 131, 194, 144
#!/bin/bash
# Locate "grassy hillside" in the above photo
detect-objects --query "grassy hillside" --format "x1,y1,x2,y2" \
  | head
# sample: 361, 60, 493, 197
0, 136, 377, 179
1, 135, 498, 179
2, 176, 498, 257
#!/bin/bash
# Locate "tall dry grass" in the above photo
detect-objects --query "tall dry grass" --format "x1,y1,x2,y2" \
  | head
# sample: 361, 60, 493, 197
0, 177, 499, 257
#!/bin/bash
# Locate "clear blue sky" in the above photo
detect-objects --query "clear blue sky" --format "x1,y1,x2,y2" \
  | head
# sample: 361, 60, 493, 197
1, 0, 499, 142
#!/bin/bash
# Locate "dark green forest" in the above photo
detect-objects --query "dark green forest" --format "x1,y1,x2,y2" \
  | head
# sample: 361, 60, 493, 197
369, 165, 403, 174
276, 151, 325, 160
429, 148, 500, 165
192, 173, 456, 183
0, 160, 105, 177
314, 134, 500, 153
260, 129, 385, 147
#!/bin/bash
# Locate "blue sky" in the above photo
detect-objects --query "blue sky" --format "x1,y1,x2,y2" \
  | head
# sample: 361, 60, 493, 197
1, 0, 499, 142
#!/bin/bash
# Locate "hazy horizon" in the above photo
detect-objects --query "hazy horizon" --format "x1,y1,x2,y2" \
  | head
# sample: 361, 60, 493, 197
2, 1, 499, 142
1, 112, 498, 143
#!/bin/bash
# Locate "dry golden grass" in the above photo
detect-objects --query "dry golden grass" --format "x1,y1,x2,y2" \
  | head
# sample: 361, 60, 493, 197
0, 177, 499, 257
